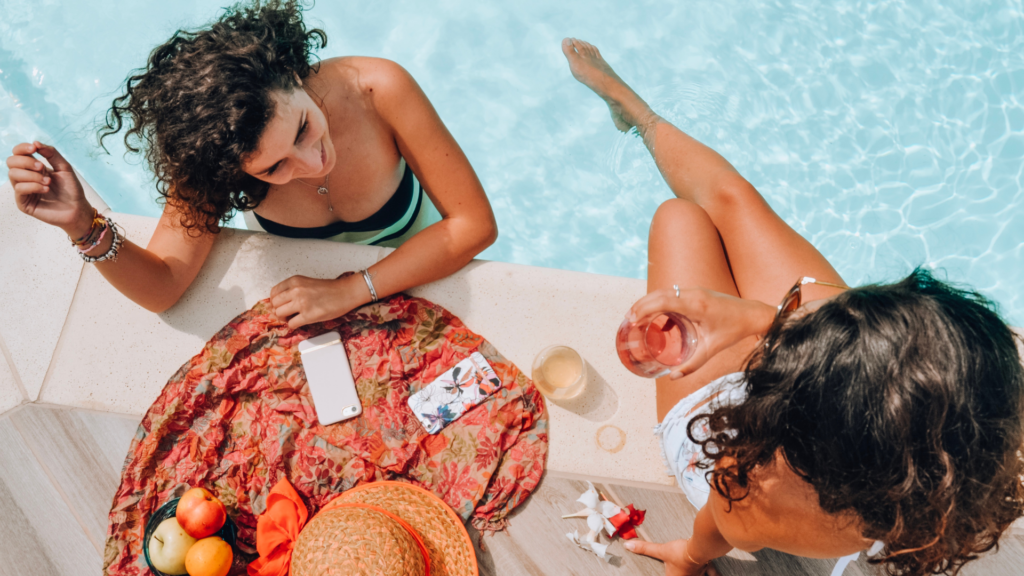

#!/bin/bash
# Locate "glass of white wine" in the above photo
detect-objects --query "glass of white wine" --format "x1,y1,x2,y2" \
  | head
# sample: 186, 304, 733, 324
531, 345, 587, 400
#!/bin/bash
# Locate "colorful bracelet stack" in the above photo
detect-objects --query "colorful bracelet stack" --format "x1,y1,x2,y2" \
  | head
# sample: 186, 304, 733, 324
68, 209, 125, 263
69, 208, 104, 247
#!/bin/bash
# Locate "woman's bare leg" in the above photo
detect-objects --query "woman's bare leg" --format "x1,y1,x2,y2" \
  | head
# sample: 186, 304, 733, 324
562, 38, 845, 307
646, 199, 761, 419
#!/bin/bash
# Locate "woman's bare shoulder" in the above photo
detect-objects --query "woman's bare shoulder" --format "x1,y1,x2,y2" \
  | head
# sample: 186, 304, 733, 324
312, 56, 412, 95
710, 454, 872, 558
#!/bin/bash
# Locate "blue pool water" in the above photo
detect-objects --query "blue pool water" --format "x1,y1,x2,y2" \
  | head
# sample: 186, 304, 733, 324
2, 0, 1022, 324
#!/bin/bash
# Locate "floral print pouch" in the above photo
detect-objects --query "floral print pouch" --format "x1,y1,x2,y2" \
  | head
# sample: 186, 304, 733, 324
409, 351, 503, 434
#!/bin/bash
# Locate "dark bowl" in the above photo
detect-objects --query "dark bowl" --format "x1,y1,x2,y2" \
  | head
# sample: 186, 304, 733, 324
143, 497, 238, 576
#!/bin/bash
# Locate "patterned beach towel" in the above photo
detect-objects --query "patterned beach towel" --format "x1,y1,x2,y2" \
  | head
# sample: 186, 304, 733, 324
103, 295, 548, 575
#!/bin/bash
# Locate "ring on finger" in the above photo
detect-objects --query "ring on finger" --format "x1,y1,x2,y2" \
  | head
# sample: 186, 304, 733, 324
673, 284, 680, 298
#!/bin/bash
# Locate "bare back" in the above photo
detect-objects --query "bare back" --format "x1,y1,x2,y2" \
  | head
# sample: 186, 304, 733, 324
711, 454, 873, 558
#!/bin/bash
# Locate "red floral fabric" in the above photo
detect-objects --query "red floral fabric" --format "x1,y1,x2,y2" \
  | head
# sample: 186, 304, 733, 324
102, 295, 548, 575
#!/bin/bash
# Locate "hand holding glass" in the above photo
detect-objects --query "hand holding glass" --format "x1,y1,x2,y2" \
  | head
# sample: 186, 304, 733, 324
616, 312, 698, 378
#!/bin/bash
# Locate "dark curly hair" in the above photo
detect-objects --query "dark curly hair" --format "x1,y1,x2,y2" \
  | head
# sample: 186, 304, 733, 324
99, 0, 327, 233
692, 268, 1024, 575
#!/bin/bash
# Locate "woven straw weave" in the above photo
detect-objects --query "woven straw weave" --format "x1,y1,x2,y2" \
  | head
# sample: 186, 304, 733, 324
291, 506, 427, 576
338, 482, 477, 576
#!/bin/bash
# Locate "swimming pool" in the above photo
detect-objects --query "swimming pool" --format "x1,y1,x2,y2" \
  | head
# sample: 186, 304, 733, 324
2, 0, 1022, 324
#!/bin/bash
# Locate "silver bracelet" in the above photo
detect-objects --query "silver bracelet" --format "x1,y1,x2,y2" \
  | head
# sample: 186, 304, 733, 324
80, 216, 124, 263
360, 268, 379, 302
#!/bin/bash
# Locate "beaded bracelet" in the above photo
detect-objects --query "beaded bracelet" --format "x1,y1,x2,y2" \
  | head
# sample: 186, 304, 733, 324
79, 216, 124, 263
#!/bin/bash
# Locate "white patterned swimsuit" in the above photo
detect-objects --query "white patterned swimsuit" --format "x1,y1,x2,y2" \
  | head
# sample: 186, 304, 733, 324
654, 372, 882, 576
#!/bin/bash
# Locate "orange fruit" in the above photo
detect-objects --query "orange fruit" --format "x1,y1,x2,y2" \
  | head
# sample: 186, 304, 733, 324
184, 536, 232, 576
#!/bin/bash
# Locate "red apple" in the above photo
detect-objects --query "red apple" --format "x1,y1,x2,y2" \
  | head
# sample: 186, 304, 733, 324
176, 487, 227, 539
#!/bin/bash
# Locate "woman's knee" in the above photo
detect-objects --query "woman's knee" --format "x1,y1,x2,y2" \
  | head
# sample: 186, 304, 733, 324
650, 198, 717, 239
705, 174, 769, 217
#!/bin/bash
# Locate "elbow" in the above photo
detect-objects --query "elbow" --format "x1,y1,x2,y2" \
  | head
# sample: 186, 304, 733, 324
139, 289, 186, 314
481, 219, 498, 251
469, 218, 498, 257
141, 298, 176, 314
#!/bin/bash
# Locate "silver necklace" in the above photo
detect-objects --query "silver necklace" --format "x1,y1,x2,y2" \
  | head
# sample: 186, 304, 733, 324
296, 174, 333, 212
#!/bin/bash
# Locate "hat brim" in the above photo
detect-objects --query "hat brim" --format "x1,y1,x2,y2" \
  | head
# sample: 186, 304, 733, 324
333, 481, 478, 576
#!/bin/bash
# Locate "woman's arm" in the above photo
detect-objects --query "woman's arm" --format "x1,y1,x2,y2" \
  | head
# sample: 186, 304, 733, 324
365, 58, 498, 294
93, 203, 217, 312
7, 143, 216, 312
625, 503, 734, 575
269, 60, 497, 328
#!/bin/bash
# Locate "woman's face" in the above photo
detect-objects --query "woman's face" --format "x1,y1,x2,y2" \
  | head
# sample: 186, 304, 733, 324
243, 87, 336, 185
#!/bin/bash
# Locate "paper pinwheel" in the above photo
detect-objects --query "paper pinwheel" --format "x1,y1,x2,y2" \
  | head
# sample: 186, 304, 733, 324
562, 481, 647, 561
608, 504, 646, 539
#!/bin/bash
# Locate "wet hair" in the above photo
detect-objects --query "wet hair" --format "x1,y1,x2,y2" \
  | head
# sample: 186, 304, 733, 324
99, 0, 326, 233
692, 268, 1024, 575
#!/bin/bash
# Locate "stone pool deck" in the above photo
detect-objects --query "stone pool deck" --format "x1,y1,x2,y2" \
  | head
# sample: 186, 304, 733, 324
1, 179, 1022, 575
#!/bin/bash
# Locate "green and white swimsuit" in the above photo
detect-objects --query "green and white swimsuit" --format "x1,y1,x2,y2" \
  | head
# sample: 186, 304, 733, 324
242, 159, 440, 247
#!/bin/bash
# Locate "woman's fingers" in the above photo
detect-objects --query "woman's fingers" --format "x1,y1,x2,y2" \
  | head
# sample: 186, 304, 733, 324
8, 168, 50, 186
273, 300, 300, 321
624, 539, 672, 561
629, 289, 702, 323
627, 290, 674, 321
32, 142, 73, 172
271, 275, 307, 299
13, 181, 48, 196
6, 153, 48, 174
9, 142, 40, 157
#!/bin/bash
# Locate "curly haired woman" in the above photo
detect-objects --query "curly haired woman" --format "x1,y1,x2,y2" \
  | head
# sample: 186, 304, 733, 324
6, 1, 497, 327
562, 38, 1024, 576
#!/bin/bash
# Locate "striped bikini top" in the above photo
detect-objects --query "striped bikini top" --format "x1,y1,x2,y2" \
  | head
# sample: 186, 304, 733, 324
247, 159, 424, 246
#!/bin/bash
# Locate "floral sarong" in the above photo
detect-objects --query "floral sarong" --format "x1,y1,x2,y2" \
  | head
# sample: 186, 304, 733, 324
103, 295, 548, 575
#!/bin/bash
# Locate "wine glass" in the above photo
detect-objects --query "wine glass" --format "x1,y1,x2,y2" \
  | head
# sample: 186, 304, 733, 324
615, 312, 697, 378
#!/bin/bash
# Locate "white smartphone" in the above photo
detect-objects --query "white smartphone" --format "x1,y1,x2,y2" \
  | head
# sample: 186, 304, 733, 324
297, 331, 362, 426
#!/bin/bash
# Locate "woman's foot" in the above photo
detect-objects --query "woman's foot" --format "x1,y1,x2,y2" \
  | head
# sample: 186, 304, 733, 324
561, 38, 657, 133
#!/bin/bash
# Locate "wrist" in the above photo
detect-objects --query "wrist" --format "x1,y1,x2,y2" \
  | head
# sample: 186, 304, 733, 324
748, 300, 777, 338
62, 205, 97, 240
682, 548, 708, 569
338, 273, 373, 307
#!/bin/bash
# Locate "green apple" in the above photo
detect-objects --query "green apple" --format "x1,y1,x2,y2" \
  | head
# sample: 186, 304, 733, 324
148, 517, 197, 575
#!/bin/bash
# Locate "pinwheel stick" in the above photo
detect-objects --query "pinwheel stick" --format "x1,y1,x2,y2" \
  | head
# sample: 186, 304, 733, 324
600, 487, 652, 542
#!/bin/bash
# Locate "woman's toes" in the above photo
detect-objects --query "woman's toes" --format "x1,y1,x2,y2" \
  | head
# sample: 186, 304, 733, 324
561, 37, 579, 57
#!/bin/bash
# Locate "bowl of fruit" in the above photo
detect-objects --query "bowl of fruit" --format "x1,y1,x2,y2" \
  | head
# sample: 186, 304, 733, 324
143, 488, 238, 576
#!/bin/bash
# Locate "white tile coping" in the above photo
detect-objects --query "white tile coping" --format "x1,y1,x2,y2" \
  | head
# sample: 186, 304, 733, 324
0, 345, 25, 416
18, 206, 1024, 485
0, 182, 84, 402
38, 212, 669, 484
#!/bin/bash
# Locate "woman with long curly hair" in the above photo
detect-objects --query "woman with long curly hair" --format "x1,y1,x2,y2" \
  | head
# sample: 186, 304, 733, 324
562, 38, 1024, 575
5, 1, 496, 327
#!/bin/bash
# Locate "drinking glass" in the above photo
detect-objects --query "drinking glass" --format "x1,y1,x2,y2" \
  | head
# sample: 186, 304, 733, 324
615, 312, 698, 378
531, 345, 587, 400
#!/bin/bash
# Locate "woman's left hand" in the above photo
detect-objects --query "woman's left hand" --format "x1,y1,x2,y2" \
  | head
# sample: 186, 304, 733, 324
627, 287, 775, 379
270, 272, 370, 329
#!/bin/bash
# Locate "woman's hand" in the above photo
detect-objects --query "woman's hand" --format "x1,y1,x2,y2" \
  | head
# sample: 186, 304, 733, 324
627, 287, 775, 379
6, 142, 95, 238
269, 272, 372, 329
625, 539, 720, 576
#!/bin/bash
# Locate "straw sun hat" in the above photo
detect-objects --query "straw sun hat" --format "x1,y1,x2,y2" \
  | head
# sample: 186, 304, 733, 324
248, 480, 477, 576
